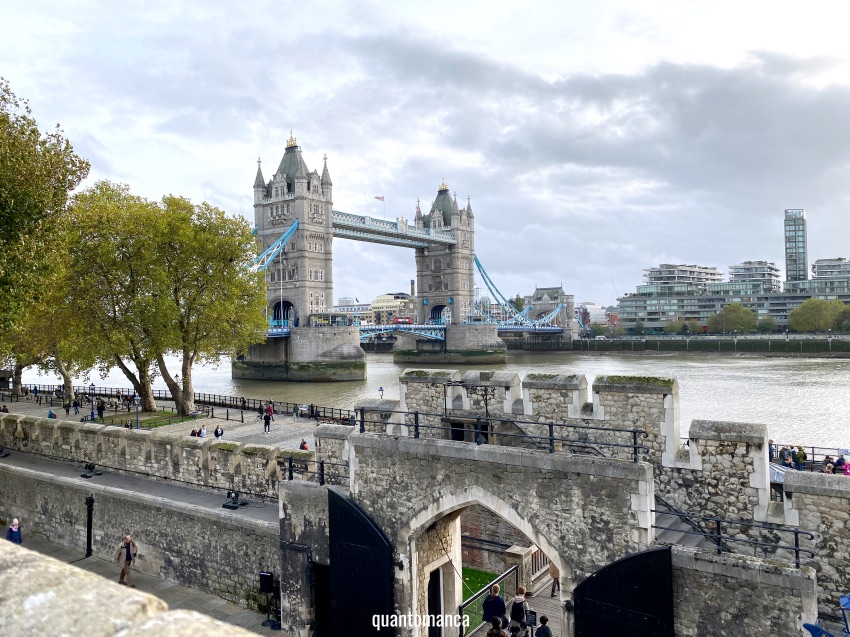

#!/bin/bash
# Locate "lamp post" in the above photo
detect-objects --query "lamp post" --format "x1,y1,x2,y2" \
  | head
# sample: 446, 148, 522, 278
89, 382, 96, 422
134, 395, 140, 429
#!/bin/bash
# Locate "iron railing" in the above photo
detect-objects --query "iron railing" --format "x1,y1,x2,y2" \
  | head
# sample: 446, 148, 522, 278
355, 408, 650, 462
279, 456, 349, 486
458, 565, 519, 637
652, 508, 815, 568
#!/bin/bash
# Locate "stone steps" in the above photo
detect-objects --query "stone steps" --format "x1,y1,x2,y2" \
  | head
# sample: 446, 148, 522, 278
654, 509, 712, 549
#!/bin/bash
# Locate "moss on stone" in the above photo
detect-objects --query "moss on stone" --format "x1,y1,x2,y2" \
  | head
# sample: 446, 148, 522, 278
278, 450, 313, 461
240, 445, 271, 456
600, 375, 674, 387
212, 442, 239, 452
527, 373, 577, 380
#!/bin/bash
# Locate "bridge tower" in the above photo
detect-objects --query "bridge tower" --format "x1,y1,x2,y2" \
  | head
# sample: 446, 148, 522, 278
233, 133, 365, 381
253, 132, 334, 323
413, 182, 475, 324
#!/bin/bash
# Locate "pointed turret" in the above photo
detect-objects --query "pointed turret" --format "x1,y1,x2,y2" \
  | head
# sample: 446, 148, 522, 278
414, 199, 423, 228
466, 195, 474, 219
254, 158, 265, 188
321, 154, 333, 186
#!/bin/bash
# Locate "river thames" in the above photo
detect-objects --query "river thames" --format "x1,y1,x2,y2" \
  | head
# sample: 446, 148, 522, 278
21, 352, 850, 448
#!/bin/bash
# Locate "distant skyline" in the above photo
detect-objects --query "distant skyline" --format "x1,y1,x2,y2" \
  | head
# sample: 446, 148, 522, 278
4, 1, 850, 306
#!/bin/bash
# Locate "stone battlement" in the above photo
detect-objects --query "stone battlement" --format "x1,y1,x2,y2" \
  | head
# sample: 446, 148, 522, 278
0, 413, 289, 499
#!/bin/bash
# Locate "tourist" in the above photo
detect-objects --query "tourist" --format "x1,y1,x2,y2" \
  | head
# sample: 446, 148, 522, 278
506, 586, 530, 632
199, 425, 207, 438
299, 439, 308, 451
263, 410, 273, 433
240, 397, 246, 410
47, 409, 56, 419
535, 615, 552, 637
1, 405, 8, 413
6, 518, 22, 544
266, 402, 274, 418
796, 446, 807, 471
113, 534, 137, 587
822, 462, 835, 474
257, 404, 264, 420
778, 445, 791, 463
72, 398, 79, 415
485, 617, 508, 637
481, 583, 506, 625
214, 425, 223, 439
844, 462, 850, 477
768, 439, 775, 462
835, 455, 846, 472
549, 561, 560, 597
96, 399, 105, 420
781, 455, 795, 470
190, 429, 198, 437
64, 402, 70, 417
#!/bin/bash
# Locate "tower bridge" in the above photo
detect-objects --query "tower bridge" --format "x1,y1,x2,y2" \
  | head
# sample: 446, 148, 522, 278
232, 133, 570, 382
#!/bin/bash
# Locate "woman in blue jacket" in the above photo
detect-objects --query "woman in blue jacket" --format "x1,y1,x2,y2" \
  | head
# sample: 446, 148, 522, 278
6, 518, 22, 544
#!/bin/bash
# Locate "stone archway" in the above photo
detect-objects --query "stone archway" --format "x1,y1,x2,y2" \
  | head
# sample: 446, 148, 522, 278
398, 486, 574, 633
272, 299, 295, 325
430, 304, 450, 323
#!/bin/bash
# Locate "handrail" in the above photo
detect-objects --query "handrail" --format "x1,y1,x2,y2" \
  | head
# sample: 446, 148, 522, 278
356, 408, 650, 462
458, 565, 519, 637
652, 506, 815, 568
279, 456, 349, 486
655, 493, 732, 553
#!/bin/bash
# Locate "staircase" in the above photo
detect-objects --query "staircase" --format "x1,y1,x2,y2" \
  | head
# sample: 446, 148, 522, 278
653, 497, 713, 549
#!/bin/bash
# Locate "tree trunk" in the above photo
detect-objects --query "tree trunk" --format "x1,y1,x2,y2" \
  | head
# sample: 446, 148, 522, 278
156, 352, 195, 416
114, 355, 157, 412
12, 363, 24, 396
53, 349, 76, 401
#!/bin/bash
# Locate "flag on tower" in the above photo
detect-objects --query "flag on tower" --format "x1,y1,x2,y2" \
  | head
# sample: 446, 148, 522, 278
374, 196, 384, 201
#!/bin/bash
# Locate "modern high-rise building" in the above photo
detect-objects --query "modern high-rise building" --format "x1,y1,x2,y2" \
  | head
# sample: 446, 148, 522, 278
728, 261, 782, 292
784, 209, 808, 282
812, 258, 850, 279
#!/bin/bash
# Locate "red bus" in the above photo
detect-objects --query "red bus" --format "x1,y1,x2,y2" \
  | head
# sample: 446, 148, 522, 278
393, 316, 413, 324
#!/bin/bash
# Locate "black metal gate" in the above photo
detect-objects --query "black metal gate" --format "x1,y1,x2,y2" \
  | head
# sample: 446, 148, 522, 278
574, 546, 673, 637
327, 489, 396, 636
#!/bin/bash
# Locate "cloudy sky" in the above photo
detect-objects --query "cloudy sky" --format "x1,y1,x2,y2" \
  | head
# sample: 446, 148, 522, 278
4, 0, 850, 307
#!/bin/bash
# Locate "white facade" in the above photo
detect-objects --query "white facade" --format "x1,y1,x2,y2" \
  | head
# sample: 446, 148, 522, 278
812, 258, 850, 279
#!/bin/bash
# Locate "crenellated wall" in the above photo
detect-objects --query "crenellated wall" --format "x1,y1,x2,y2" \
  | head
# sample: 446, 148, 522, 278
0, 413, 289, 499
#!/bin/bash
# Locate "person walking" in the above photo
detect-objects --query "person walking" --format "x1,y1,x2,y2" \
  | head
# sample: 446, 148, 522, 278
114, 534, 138, 587
549, 561, 560, 597
198, 425, 207, 438
506, 586, 530, 633
263, 411, 273, 433
535, 615, 553, 637
482, 583, 506, 625
214, 425, 223, 439
796, 446, 807, 471
6, 518, 22, 544
72, 398, 80, 415
64, 402, 71, 417
257, 404, 264, 420
485, 617, 508, 637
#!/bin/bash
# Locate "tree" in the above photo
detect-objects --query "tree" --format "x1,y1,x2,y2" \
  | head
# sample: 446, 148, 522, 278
789, 298, 846, 333
707, 303, 757, 334
757, 317, 779, 333
835, 307, 850, 333
611, 325, 626, 337
513, 294, 525, 312
0, 78, 90, 329
663, 319, 685, 335
632, 321, 646, 336
144, 195, 267, 415
589, 323, 607, 337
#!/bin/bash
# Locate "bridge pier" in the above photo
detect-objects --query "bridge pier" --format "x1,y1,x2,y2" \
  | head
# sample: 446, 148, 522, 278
392, 324, 507, 365
232, 326, 366, 381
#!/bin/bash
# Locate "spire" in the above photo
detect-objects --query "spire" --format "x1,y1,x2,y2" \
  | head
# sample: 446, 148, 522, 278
321, 153, 332, 185
295, 149, 307, 180
415, 198, 422, 219
466, 195, 473, 218
253, 157, 265, 188
286, 130, 297, 148
438, 178, 449, 192
452, 191, 459, 214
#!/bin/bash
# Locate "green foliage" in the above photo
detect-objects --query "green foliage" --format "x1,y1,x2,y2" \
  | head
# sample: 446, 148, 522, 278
611, 325, 626, 337
632, 321, 646, 335
707, 303, 757, 334
663, 319, 684, 335
789, 298, 846, 333
835, 307, 850, 333
589, 322, 607, 336
757, 317, 779, 333
513, 294, 525, 312
0, 78, 90, 331
600, 375, 674, 388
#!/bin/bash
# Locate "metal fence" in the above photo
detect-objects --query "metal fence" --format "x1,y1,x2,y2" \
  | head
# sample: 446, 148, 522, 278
279, 456, 349, 486
355, 408, 650, 462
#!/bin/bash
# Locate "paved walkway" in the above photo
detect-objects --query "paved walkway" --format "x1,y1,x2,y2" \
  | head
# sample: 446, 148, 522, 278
468, 576, 563, 637
23, 536, 290, 635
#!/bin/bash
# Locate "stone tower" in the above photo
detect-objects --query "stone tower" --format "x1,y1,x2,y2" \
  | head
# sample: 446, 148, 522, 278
253, 132, 334, 325
413, 181, 475, 324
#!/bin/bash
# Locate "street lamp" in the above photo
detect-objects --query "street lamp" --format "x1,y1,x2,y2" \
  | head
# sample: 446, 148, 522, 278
89, 383, 96, 422
133, 395, 140, 429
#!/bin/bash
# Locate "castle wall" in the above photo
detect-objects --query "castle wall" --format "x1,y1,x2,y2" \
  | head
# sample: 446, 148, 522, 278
0, 413, 286, 499
672, 546, 816, 636
0, 463, 278, 611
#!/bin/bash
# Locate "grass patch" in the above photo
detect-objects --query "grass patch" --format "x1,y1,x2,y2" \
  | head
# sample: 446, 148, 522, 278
212, 442, 239, 452
599, 375, 674, 388
461, 566, 499, 630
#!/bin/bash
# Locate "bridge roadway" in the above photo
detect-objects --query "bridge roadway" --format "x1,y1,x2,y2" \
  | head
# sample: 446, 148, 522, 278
267, 323, 566, 340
